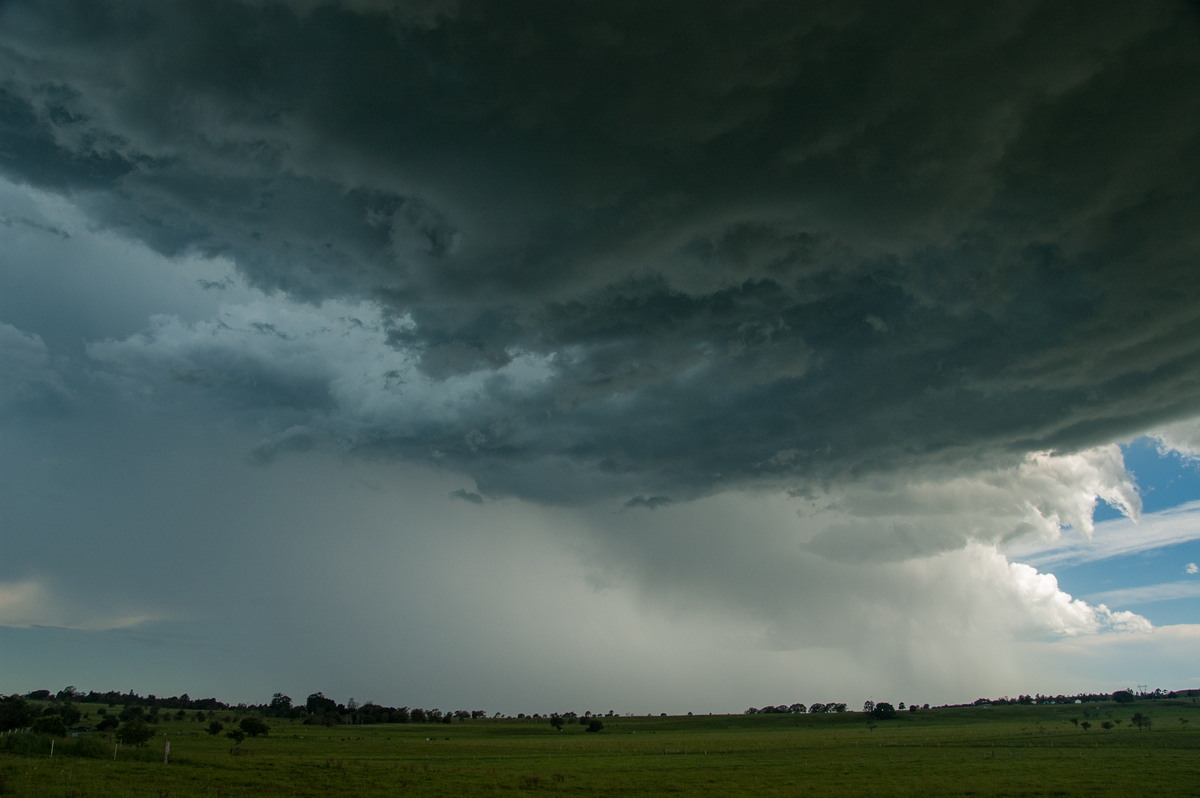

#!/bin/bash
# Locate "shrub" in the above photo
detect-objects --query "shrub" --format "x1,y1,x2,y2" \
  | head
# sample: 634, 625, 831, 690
30, 716, 67, 737
0, 695, 35, 732
118, 718, 156, 747
240, 717, 271, 737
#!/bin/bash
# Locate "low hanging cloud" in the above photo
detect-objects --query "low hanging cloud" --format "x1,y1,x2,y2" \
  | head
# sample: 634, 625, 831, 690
624, 495, 674, 511
0, 322, 71, 414
449, 488, 484, 504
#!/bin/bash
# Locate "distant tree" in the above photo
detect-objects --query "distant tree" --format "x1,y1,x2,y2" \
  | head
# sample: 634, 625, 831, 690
31, 715, 67, 737
550, 716, 564, 731
306, 692, 338, 716
118, 718, 155, 747
1101, 721, 1114, 731
808, 703, 826, 714
240, 717, 271, 737
1112, 690, 1136, 704
871, 703, 896, 720
1080, 721, 1091, 732
226, 728, 246, 745
789, 703, 806, 714
898, 702, 906, 711
1131, 712, 1152, 731
55, 703, 82, 726
97, 716, 119, 732
268, 693, 293, 717
862, 700, 875, 714
207, 720, 225, 736
585, 719, 604, 733
0, 695, 36, 731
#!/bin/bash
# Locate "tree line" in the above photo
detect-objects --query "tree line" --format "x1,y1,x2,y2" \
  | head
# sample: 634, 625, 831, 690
4, 685, 1196, 739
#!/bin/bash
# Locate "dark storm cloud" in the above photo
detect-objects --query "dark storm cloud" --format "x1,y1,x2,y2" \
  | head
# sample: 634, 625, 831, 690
625, 496, 673, 511
3, 0, 1199, 502
249, 425, 319, 465
449, 488, 484, 504
0, 322, 71, 416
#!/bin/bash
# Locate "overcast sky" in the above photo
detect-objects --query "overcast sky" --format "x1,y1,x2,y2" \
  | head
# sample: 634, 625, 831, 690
2, 0, 1199, 714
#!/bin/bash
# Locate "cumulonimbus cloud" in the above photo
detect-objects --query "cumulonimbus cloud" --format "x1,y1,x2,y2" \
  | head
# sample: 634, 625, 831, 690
3, 1, 1199, 508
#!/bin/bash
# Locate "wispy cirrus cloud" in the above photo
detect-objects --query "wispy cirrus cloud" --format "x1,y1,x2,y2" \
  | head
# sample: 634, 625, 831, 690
1085, 581, 1200, 608
1012, 500, 1200, 569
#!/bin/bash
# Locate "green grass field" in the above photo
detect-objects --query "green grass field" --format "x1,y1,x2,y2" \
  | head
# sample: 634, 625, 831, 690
3, 700, 1199, 796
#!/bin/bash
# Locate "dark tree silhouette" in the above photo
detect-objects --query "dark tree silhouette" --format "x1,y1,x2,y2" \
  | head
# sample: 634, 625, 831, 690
240, 717, 271, 737
0, 695, 35, 731
31, 715, 67, 736
268, 693, 293, 716
871, 703, 896, 720
118, 718, 155, 747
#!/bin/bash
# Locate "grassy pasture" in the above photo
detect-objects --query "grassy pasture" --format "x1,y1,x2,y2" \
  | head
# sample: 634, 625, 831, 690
2, 700, 1199, 796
